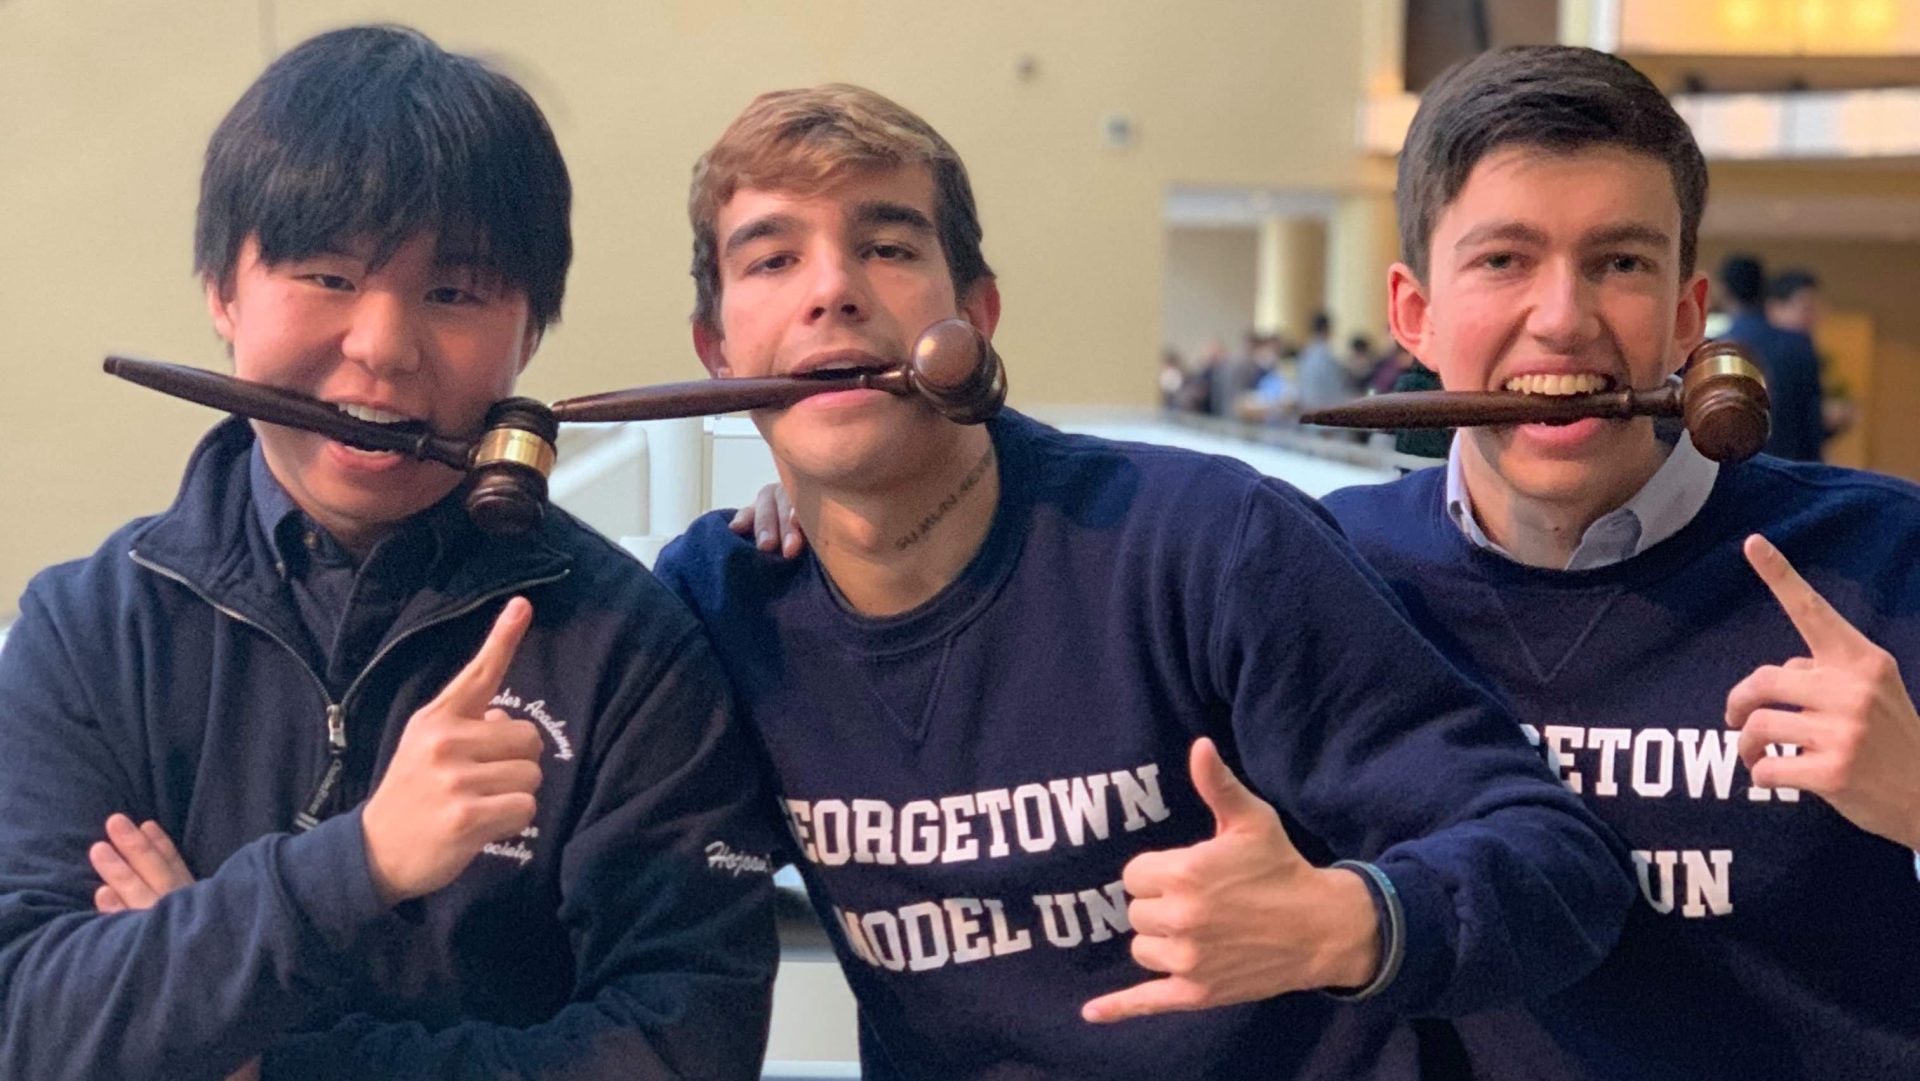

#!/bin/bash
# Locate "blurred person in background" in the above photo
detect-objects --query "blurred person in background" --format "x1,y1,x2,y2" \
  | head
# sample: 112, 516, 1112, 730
1765, 268, 1855, 461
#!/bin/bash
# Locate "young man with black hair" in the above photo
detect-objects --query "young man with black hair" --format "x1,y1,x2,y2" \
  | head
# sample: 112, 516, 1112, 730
655, 82, 1635, 1080
1321, 44, 1920, 1078
0, 25, 776, 1080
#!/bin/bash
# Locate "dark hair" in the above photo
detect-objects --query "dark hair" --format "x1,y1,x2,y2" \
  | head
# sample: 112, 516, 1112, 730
1348, 335, 1374, 354
1397, 45, 1707, 283
195, 25, 572, 330
688, 84, 991, 333
1719, 254, 1767, 308
1769, 268, 1819, 302
1310, 311, 1332, 337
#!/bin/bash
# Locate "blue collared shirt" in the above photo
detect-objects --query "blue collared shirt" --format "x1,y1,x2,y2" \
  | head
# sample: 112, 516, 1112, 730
1444, 428, 1719, 570
248, 444, 456, 697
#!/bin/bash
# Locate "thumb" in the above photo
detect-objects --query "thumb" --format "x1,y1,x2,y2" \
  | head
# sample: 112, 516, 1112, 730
1189, 737, 1265, 836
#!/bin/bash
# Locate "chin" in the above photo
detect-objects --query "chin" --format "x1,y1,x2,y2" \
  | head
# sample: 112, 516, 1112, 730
318, 477, 454, 528
1498, 464, 1607, 507
771, 414, 930, 482
782, 446, 897, 489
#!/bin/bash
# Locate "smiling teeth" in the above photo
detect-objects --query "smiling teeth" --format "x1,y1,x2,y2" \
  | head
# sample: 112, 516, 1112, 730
1503, 373, 1609, 396
338, 403, 414, 424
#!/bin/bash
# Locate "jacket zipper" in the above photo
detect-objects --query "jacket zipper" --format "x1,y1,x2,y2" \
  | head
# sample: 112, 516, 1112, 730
129, 549, 566, 831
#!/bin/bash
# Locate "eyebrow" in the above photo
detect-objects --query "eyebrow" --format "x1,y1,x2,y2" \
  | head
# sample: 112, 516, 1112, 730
853, 201, 936, 235
722, 203, 938, 259
723, 214, 799, 258
430, 253, 493, 274
1453, 222, 1548, 251
1583, 223, 1672, 250
1454, 220, 1672, 252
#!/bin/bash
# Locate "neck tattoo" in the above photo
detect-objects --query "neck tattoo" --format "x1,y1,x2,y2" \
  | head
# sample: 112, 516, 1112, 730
893, 444, 995, 552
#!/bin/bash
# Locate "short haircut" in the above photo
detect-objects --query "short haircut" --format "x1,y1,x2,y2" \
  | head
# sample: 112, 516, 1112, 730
195, 24, 572, 330
688, 83, 992, 332
1720, 254, 1767, 307
1769, 268, 1820, 302
1397, 45, 1707, 283
1310, 311, 1332, 336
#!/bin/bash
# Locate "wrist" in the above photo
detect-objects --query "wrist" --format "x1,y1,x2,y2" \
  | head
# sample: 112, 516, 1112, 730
1316, 864, 1383, 989
356, 802, 407, 908
1323, 860, 1404, 1001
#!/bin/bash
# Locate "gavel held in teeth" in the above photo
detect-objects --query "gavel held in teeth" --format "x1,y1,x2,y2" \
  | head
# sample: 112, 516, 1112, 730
104, 318, 1006, 537
1299, 340, 1770, 464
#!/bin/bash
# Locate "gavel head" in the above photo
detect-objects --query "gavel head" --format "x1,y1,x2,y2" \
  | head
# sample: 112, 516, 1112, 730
906, 318, 1007, 425
464, 397, 559, 536
1680, 340, 1770, 464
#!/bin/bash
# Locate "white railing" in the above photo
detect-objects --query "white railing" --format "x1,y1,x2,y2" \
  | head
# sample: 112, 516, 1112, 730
548, 415, 779, 568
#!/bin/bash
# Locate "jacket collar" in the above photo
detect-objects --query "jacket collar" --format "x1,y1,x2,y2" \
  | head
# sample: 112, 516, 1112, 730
130, 418, 571, 632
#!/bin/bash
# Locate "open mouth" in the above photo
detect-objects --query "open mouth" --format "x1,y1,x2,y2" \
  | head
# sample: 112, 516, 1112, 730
1502, 373, 1615, 396
331, 402, 431, 454
797, 363, 893, 381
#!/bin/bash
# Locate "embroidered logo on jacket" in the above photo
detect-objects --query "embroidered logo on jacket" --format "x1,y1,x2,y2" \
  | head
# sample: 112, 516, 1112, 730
490, 687, 575, 761
706, 841, 774, 877
474, 686, 576, 869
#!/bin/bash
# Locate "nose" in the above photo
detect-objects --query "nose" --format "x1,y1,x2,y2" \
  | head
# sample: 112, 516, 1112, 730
340, 291, 423, 377
1525, 258, 1599, 350
802, 248, 871, 327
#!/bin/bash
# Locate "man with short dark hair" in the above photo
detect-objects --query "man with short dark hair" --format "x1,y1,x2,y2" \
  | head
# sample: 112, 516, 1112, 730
0, 25, 776, 1080
1324, 44, 1920, 1078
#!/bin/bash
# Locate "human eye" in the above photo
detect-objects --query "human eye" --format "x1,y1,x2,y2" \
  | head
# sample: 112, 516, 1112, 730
426, 284, 486, 305
1585, 252, 1657, 282
274, 254, 357, 291
1472, 250, 1520, 274
426, 265, 505, 306
297, 272, 355, 291
745, 251, 797, 276
865, 240, 918, 262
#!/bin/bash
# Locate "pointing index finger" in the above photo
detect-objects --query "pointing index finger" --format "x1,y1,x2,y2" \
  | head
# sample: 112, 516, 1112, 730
437, 596, 533, 713
1743, 535, 1863, 660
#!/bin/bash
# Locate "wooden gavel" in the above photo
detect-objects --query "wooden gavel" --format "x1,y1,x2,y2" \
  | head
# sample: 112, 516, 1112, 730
105, 318, 1006, 536
1300, 341, 1770, 464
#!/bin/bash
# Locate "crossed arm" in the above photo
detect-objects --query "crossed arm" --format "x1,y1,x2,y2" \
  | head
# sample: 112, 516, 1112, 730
1, 592, 777, 1080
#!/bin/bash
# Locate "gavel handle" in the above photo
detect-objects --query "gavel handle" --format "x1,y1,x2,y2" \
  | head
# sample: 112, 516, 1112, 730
104, 356, 473, 469
1301, 384, 1683, 430
551, 369, 910, 423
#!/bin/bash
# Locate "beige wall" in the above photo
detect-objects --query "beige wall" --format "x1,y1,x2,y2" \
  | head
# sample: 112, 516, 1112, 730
0, 0, 1385, 614
1161, 227, 1259, 362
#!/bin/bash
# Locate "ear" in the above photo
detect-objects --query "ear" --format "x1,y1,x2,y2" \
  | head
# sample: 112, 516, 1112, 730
958, 277, 1002, 340
692, 319, 732, 378
204, 275, 237, 344
1386, 262, 1431, 363
1672, 271, 1710, 367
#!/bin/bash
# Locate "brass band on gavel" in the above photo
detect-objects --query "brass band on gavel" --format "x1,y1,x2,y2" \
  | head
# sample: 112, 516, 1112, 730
1299, 341, 1770, 464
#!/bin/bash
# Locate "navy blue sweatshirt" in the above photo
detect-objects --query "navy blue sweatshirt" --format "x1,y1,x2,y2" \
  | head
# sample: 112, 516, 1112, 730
0, 419, 779, 1080
656, 410, 1633, 1081
1324, 458, 1920, 1080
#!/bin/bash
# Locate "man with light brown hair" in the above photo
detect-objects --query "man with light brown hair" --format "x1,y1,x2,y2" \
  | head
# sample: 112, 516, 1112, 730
653, 82, 1632, 1080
